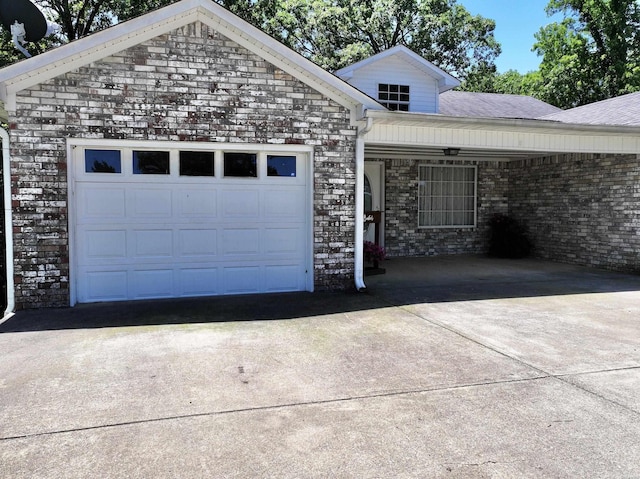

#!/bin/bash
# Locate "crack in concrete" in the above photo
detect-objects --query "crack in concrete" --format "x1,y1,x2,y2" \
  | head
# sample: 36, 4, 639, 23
386, 299, 640, 419
0, 375, 549, 443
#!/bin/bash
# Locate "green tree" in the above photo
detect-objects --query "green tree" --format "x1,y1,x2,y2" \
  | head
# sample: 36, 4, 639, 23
532, 0, 640, 108
3, 0, 500, 82
462, 68, 541, 97
261, 0, 500, 79
35, 0, 179, 41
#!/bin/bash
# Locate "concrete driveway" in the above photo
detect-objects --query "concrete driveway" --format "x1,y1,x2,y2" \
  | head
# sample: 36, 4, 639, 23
1, 256, 639, 478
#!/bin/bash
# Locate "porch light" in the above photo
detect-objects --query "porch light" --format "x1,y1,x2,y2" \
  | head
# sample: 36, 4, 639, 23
443, 148, 460, 156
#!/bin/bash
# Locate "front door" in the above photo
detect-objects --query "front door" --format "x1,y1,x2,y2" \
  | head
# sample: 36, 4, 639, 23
364, 162, 384, 245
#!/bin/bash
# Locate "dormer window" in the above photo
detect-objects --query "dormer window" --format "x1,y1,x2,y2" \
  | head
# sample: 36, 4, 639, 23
378, 84, 410, 111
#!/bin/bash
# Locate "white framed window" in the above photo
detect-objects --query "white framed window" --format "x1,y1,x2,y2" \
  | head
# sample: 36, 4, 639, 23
418, 165, 477, 228
378, 83, 410, 111
78, 143, 305, 183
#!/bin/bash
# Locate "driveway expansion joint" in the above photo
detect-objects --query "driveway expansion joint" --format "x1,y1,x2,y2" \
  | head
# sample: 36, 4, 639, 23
0, 376, 551, 443
378, 298, 640, 419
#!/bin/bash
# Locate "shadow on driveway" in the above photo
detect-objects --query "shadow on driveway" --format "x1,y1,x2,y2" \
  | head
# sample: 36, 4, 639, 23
3, 255, 640, 333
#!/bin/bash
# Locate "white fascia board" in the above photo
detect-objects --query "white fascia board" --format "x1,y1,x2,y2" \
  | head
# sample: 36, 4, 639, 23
0, 0, 379, 117
335, 45, 461, 92
0, 7, 200, 110
366, 110, 640, 154
395, 50, 460, 92
367, 109, 640, 134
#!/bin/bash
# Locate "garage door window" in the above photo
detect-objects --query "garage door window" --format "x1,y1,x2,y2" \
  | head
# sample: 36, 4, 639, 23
224, 152, 257, 177
85, 149, 121, 173
180, 151, 215, 176
267, 155, 296, 177
133, 151, 170, 175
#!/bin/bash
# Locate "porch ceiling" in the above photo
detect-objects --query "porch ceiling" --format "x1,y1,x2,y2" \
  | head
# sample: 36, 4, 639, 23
364, 110, 640, 157
364, 144, 556, 161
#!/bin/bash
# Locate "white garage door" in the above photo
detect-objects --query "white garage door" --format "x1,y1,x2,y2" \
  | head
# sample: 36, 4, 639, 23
72, 144, 311, 303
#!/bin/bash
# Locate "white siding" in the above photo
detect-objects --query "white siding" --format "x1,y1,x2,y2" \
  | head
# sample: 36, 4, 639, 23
367, 122, 640, 154
340, 56, 440, 113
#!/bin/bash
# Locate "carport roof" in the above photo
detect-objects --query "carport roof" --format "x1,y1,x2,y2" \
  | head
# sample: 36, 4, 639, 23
540, 92, 640, 126
440, 91, 561, 119
363, 109, 640, 159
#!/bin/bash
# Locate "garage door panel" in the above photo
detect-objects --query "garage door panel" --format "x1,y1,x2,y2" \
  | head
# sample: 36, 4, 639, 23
83, 229, 128, 260
265, 264, 303, 292
131, 189, 173, 218
80, 270, 129, 302
79, 187, 126, 219
180, 268, 219, 296
222, 190, 259, 218
263, 227, 304, 255
222, 228, 260, 256
178, 229, 217, 257
223, 266, 260, 294
263, 188, 306, 218
131, 269, 174, 299
179, 189, 217, 217
133, 229, 173, 258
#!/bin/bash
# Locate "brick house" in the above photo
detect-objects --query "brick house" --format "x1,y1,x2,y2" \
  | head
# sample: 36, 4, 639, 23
0, 0, 639, 312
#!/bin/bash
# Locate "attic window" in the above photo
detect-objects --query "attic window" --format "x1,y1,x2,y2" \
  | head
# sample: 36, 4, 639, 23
378, 84, 410, 111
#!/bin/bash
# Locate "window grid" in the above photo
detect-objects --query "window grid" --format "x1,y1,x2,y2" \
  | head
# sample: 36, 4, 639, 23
418, 165, 476, 228
378, 83, 410, 111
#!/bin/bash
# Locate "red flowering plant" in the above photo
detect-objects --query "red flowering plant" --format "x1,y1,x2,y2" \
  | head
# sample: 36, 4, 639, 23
363, 241, 386, 264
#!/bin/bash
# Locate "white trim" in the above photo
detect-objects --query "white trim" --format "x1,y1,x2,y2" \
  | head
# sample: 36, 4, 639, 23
67, 140, 77, 306
0, 0, 380, 116
67, 137, 316, 154
354, 137, 366, 291
1, 127, 14, 319
335, 45, 460, 93
305, 150, 315, 292
365, 110, 640, 155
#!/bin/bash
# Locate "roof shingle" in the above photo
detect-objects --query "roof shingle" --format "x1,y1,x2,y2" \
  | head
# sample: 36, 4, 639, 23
539, 92, 640, 126
439, 91, 561, 119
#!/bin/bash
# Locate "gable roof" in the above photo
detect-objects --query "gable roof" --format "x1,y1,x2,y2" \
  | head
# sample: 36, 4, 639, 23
0, 0, 381, 115
335, 45, 460, 93
539, 92, 640, 126
440, 91, 561, 119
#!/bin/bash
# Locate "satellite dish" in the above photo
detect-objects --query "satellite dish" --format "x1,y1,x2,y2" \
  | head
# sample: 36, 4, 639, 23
0, 0, 48, 57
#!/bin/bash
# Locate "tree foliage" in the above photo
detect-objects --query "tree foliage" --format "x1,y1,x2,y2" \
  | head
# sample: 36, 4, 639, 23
0, 0, 500, 81
532, 0, 640, 108
463, 0, 640, 108
462, 68, 541, 98
260, 0, 500, 78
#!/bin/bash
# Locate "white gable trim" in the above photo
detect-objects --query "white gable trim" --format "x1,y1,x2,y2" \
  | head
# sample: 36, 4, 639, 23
0, 0, 380, 116
335, 45, 460, 93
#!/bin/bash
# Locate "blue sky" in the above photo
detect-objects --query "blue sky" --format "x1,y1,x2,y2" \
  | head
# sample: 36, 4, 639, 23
459, 0, 563, 73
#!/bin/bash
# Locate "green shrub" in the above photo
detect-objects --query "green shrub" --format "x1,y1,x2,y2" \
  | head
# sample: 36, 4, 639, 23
488, 214, 532, 258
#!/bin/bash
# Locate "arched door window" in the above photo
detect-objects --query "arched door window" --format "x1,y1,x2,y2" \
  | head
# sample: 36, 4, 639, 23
364, 174, 373, 212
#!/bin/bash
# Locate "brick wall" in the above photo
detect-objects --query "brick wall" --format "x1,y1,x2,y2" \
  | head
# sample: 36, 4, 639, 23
509, 153, 640, 272
381, 158, 509, 256
9, 22, 356, 308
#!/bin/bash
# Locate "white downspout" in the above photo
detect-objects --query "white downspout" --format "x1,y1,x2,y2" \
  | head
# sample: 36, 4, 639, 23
355, 115, 373, 291
0, 127, 14, 321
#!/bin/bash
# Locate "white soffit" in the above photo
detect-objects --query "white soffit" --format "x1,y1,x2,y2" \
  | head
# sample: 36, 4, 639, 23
365, 111, 640, 155
0, 0, 380, 113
